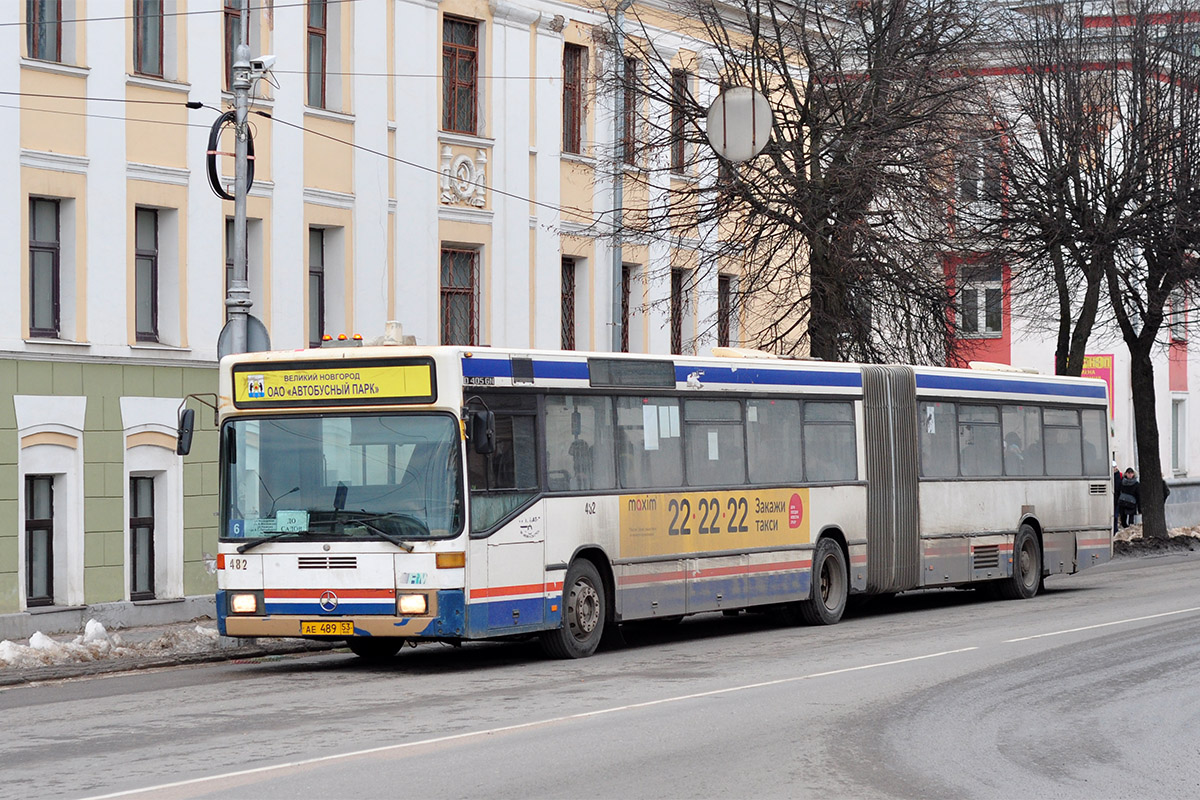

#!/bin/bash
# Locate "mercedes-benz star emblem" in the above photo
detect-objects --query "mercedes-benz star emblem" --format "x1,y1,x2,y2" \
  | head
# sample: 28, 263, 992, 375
319, 590, 339, 612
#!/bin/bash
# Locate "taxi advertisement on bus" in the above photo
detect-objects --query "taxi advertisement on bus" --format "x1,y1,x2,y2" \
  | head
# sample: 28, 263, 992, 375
619, 488, 810, 558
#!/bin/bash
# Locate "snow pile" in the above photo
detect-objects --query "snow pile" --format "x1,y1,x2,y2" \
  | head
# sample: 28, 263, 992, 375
1114, 523, 1200, 556
140, 625, 221, 655
0, 621, 134, 669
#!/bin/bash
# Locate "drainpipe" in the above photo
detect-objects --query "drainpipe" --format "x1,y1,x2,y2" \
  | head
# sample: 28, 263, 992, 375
611, 0, 635, 352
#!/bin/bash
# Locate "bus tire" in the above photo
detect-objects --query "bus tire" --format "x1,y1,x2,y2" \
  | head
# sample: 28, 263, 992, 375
540, 559, 606, 659
799, 538, 848, 625
999, 524, 1042, 600
347, 637, 402, 661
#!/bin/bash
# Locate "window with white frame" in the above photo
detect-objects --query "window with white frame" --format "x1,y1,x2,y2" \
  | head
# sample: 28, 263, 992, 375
28, 196, 78, 341
15, 395, 86, 610
121, 396, 186, 600
443, 16, 480, 135
133, 0, 181, 80
134, 206, 180, 345
26, 0, 61, 62
1172, 397, 1187, 475
959, 264, 1002, 337
717, 274, 736, 348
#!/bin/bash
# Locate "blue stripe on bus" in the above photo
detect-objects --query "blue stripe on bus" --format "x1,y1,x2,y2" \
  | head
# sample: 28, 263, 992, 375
916, 373, 1107, 400
462, 358, 513, 378
675, 365, 862, 389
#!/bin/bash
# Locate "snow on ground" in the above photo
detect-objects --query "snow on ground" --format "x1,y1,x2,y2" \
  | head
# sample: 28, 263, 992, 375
0, 621, 219, 669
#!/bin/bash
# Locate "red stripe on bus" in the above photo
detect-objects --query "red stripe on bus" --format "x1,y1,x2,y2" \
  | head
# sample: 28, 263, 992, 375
469, 582, 554, 599
619, 571, 688, 586
1078, 538, 1111, 546
620, 560, 811, 586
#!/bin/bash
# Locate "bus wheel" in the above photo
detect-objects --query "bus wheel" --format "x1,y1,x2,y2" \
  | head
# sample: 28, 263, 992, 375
799, 538, 848, 625
347, 637, 402, 661
540, 559, 606, 659
999, 525, 1042, 600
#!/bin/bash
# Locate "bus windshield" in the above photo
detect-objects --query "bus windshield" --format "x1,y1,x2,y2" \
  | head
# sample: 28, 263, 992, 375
221, 413, 464, 542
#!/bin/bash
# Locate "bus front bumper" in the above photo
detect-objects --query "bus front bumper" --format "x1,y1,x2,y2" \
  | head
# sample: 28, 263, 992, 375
218, 589, 466, 639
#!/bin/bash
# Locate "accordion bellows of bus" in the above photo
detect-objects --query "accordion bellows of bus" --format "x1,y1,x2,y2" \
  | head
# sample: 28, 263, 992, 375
200, 345, 1113, 660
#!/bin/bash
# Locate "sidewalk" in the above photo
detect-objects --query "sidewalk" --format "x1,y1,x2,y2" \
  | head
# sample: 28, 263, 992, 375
0, 618, 340, 687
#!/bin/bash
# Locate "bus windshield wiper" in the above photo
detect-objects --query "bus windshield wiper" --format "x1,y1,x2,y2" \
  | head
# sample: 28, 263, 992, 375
236, 530, 316, 554
343, 513, 422, 552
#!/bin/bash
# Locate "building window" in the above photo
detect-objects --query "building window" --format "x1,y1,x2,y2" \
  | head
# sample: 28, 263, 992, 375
1172, 398, 1187, 475
135, 208, 159, 342
441, 248, 478, 345
25, 475, 54, 608
621, 57, 638, 164
620, 263, 633, 353
670, 268, 684, 354
561, 258, 576, 350
443, 17, 479, 135
130, 477, 155, 600
309, 228, 325, 347
306, 0, 326, 108
223, 1, 240, 91
670, 69, 688, 172
27, 0, 62, 62
563, 44, 585, 155
717, 274, 733, 347
134, 0, 164, 78
1169, 289, 1188, 342
959, 265, 1002, 337
29, 197, 60, 338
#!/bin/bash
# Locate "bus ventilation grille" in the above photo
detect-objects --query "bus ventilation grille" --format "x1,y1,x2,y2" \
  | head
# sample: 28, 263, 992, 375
297, 556, 358, 570
1089, 483, 1109, 495
972, 546, 1000, 570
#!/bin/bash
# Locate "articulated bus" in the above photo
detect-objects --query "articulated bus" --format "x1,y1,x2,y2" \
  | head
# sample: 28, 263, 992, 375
202, 344, 1113, 660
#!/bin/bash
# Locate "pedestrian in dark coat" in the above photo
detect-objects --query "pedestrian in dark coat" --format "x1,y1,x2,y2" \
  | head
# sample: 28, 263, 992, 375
1118, 467, 1141, 528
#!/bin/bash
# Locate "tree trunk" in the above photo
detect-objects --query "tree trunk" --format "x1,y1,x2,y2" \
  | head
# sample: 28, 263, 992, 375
1128, 344, 1168, 540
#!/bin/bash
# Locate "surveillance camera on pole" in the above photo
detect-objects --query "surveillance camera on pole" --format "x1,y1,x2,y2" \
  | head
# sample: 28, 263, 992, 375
220, 1, 272, 357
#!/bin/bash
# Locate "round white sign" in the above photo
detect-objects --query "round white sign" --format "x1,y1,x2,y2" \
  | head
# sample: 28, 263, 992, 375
705, 87, 773, 162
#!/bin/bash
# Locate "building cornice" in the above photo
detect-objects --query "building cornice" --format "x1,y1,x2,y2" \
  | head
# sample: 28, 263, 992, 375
20, 149, 89, 175
127, 161, 190, 186
438, 206, 495, 225
303, 187, 356, 210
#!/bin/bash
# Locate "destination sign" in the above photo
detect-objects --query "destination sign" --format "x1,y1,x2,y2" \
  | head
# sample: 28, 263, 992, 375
232, 358, 436, 408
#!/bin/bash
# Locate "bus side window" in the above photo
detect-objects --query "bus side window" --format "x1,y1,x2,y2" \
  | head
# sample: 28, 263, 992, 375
1043, 408, 1083, 476
919, 401, 959, 478
1002, 405, 1043, 476
467, 397, 539, 532
543, 396, 616, 492
958, 405, 1002, 478
615, 397, 683, 488
747, 399, 802, 484
683, 399, 746, 487
804, 401, 856, 482
1080, 408, 1109, 476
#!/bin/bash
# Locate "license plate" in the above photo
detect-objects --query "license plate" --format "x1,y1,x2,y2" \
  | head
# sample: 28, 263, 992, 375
301, 620, 355, 636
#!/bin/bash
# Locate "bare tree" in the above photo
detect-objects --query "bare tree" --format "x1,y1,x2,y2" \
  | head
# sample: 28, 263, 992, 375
985, 0, 1200, 538
599, 0, 990, 362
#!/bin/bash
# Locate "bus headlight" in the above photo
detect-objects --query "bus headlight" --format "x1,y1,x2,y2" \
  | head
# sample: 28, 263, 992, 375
229, 592, 260, 614
397, 594, 428, 615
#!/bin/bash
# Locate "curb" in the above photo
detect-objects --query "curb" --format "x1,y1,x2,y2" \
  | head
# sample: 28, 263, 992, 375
0, 639, 342, 687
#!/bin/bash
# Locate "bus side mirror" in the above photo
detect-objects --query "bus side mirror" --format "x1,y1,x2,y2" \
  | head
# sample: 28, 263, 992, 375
177, 407, 195, 456
470, 410, 495, 455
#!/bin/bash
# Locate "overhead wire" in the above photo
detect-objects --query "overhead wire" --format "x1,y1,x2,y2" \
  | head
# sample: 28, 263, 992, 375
6, 87, 619, 229
0, 0, 362, 27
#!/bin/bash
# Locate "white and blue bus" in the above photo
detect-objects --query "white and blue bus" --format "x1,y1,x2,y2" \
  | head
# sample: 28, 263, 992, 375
196, 345, 1113, 659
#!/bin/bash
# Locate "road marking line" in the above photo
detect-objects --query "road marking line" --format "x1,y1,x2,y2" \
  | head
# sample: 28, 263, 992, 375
80, 646, 978, 800
1005, 606, 1200, 643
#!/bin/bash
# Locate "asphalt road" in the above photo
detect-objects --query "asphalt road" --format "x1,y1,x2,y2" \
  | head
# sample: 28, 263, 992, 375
2, 553, 1198, 800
